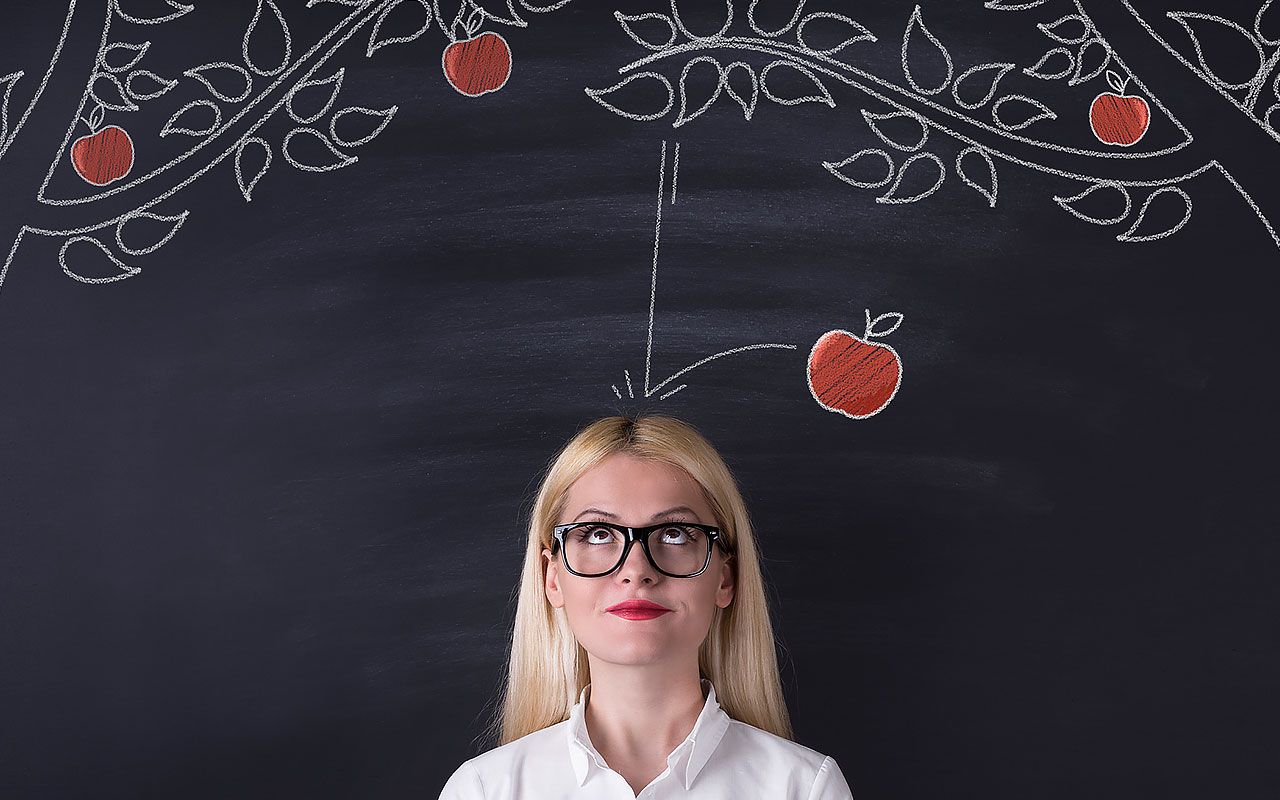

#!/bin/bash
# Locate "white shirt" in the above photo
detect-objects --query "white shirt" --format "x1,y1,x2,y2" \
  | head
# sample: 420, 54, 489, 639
438, 678, 855, 799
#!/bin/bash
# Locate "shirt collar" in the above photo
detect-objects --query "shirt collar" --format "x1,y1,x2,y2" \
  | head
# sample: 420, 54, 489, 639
566, 677, 732, 789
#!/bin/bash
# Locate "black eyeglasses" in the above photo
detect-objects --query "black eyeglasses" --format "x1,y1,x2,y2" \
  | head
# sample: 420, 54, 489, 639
551, 521, 732, 578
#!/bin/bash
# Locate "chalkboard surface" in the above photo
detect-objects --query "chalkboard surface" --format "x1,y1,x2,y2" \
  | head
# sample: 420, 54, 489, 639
2, 1, 1278, 797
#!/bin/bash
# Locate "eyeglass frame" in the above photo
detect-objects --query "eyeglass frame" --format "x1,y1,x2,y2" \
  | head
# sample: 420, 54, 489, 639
550, 521, 733, 578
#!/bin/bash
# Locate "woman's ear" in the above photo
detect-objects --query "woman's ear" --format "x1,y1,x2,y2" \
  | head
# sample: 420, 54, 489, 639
543, 547, 564, 608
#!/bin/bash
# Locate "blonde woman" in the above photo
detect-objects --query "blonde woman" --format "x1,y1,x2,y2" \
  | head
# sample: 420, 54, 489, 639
438, 415, 855, 799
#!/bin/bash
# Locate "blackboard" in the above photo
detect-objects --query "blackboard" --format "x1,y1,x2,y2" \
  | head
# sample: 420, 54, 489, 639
2, 0, 1278, 797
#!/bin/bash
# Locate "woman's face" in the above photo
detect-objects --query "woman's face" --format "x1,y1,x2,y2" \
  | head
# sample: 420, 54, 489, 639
542, 452, 735, 668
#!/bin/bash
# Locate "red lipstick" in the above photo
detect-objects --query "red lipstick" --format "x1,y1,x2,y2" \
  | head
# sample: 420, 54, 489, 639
606, 599, 672, 620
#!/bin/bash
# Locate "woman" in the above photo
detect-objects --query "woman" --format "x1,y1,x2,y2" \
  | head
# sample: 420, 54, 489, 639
439, 415, 855, 799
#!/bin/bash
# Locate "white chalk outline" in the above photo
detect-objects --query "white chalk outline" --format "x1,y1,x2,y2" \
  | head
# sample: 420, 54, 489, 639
101, 40, 149, 73
60, 234, 140, 283
901, 4, 952, 96
160, 100, 221, 138
1116, 185, 1191, 242
282, 126, 357, 171
613, 11, 676, 52
611, 140, 797, 401
1053, 181, 1132, 225
234, 136, 272, 201
184, 62, 253, 104
124, 69, 177, 101
113, 0, 193, 26
90, 71, 139, 111
115, 207, 188, 255
877, 151, 944, 204
804, 309, 904, 421
374, 1, 433, 57
991, 94, 1056, 131
673, 56, 723, 128
1023, 47, 1074, 81
1, 71, 26, 146
950, 62, 1015, 110
243, 0, 293, 78
759, 59, 834, 107
1069, 38, 1111, 86
746, 0, 805, 38
1166, 11, 1265, 92
862, 108, 927, 152
287, 67, 344, 124
796, 11, 877, 56
822, 148, 894, 189
722, 61, 758, 120
330, 105, 398, 147
956, 146, 998, 207
1038, 14, 1091, 45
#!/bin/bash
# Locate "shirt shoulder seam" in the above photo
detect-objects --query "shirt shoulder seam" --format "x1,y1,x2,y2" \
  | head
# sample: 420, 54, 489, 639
465, 759, 486, 798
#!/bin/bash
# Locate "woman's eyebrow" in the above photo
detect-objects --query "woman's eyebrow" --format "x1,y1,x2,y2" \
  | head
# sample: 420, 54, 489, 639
575, 505, 696, 520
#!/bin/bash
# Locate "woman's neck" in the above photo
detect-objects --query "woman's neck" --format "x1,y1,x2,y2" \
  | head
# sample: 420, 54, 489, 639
582, 662, 707, 765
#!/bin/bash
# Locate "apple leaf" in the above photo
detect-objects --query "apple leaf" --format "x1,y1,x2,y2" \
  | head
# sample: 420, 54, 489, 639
1037, 14, 1090, 44
723, 62, 759, 120
991, 94, 1056, 130
674, 57, 724, 128
160, 100, 221, 138
330, 105, 398, 147
760, 60, 834, 107
243, 0, 293, 78
283, 127, 356, 172
614, 11, 677, 51
235, 136, 272, 202
1167, 11, 1264, 90
822, 148, 894, 189
862, 108, 928, 152
59, 236, 141, 284
115, 208, 189, 256
877, 152, 945, 204
288, 68, 344, 125
1023, 48, 1073, 81
585, 72, 674, 122
125, 69, 178, 101
1054, 182, 1131, 226
951, 62, 1014, 109
1069, 39, 1110, 86
102, 41, 150, 73
746, 0, 808, 37
901, 4, 952, 96
864, 309, 904, 338
956, 146, 997, 207
797, 12, 876, 56
1117, 186, 1192, 242
184, 62, 253, 104
367, 0, 432, 57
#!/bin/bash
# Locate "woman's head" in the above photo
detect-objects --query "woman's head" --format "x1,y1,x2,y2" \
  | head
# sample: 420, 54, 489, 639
484, 415, 793, 748
541, 450, 736, 673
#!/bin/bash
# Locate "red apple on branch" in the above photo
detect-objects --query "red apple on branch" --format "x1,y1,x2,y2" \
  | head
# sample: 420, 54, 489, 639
70, 105, 134, 186
807, 309, 904, 419
1090, 70, 1150, 147
442, 10, 511, 97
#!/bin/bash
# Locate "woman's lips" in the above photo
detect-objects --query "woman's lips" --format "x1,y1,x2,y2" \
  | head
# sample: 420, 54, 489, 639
608, 608, 671, 620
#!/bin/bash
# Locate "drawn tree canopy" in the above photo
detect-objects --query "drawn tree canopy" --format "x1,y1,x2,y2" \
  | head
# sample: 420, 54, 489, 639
1, 0, 1277, 296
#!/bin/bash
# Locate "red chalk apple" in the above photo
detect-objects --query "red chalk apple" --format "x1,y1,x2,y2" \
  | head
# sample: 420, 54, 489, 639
1090, 71, 1150, 147
442, 31, 511, 97
807, 309, 903, 419
71, 123, 134, 186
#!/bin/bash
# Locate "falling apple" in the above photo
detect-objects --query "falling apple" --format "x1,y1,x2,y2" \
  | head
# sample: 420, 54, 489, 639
1090, 70, 1150, 147
442, 30, 511, 97
71, 122, 134, 186
807, 309, 904, 419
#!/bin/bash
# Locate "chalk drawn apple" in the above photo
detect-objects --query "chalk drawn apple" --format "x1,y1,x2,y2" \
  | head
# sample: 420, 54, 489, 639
807, 309, 904, 419
70, 107, 134, 186
1090, 70, 1150, 147
442, 23, 511, 97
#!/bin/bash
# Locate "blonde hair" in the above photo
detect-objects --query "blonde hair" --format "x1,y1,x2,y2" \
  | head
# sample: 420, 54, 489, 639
476, 414, 794, 750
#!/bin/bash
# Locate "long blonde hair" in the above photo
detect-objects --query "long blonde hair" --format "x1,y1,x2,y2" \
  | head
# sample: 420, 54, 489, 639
475, 414, 794, 750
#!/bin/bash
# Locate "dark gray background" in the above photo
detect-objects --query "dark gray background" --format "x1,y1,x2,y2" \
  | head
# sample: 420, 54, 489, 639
1, 1, 1277, 797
